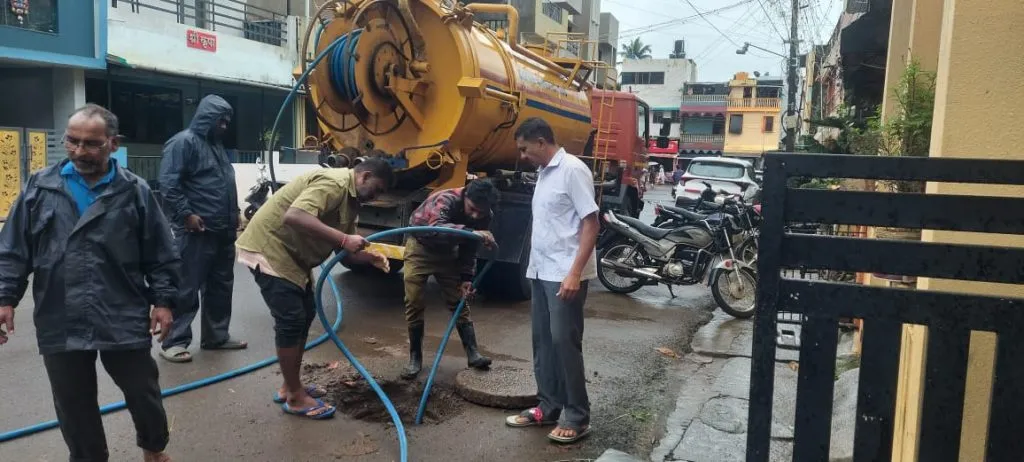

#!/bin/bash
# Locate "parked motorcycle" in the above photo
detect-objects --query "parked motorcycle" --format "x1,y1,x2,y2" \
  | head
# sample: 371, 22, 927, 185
596, 201, 758, 318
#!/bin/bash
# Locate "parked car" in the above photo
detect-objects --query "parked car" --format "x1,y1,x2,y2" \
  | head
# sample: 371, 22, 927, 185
673, 157, 760, 207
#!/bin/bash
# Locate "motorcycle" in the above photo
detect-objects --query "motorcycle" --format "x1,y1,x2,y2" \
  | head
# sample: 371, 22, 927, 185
596, 200, 758, 318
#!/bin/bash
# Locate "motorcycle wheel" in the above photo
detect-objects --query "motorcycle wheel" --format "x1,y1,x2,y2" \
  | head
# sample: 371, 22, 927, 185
597, 243, 648, 294
243, 205, 259, 221
711, 267, 757, 319
736, 237, 758, 268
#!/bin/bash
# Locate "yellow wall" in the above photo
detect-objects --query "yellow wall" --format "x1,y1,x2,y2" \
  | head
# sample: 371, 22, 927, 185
888, 0, 1024, 460
723, 111, 780, 155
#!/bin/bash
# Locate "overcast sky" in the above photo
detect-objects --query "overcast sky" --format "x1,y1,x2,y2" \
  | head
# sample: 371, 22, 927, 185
599, 0, 845, 82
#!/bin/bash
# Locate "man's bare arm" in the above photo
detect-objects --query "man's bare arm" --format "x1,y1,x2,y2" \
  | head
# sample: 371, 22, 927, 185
283, 207, 365, 253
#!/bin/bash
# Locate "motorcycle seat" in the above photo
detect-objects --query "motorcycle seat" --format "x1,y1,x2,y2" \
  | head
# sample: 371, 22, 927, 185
617, 214, 673, 240
660, 204, 711, 222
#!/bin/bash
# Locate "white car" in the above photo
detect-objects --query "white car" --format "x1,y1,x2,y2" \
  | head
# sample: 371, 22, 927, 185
673, 157, 760, 207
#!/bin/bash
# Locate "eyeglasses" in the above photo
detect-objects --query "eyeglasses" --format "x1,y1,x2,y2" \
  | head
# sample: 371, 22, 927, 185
63, 134, 110, 153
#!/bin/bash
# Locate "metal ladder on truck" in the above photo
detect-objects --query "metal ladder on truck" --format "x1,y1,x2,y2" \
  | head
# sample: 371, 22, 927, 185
540, 31, 615, 207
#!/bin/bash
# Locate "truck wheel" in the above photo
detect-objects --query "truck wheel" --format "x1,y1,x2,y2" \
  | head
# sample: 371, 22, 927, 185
480, 228, 532, 302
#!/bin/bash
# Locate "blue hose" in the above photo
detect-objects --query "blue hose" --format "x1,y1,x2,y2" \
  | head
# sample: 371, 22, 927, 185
415, 259, 495, 425
0, 262, 346, 443
314, 227, 490, 462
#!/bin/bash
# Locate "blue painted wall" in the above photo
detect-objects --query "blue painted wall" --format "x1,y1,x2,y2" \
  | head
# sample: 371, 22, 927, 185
0, 0, 105, 68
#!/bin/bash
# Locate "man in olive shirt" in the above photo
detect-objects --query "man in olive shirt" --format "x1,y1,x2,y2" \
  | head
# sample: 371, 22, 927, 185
235, 157, 393, 420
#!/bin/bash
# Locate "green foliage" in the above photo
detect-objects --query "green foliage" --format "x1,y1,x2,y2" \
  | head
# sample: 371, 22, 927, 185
620, 37, 652, 60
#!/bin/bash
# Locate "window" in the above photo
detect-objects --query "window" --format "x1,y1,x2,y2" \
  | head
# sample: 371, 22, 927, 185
729, 114, 743, 134
620, 72, 666, 85
108, 82, 184, 145
1, 0, 57, 33
687, 161, 746, 179
541, 1, 562, 22
763, 116, 775, 132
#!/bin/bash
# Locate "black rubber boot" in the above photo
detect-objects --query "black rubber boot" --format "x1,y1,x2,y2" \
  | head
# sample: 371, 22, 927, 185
400, 322, 424, 380
456, 322, 492, 370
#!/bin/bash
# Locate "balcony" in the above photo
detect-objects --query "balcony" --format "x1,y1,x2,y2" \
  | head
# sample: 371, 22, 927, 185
727, 97, 781, 110
680, 94, 727, 114
679, 133, 725, 153
110, 0, 287, 46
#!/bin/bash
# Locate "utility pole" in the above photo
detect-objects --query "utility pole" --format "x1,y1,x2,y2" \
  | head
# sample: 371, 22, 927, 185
784, 0, 800, 152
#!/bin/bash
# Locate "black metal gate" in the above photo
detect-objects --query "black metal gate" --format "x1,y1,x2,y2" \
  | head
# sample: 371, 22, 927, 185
747, 153, 1024, 461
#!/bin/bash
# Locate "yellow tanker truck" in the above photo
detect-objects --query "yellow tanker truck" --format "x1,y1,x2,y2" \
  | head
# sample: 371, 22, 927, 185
296, 0, 652, 300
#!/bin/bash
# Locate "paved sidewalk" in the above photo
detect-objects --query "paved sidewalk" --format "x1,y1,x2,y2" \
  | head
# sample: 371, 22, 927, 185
650, 311, 859, 462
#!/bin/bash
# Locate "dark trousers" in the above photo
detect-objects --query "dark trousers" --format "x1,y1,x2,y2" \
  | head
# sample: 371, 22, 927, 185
531, 278, 591, 429
163, 230, 236, 350
251, 267, 316, 349
402, 237, 472, 326
43, 349, 169, 461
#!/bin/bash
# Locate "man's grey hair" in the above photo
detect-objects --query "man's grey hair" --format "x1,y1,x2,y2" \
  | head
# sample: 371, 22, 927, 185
70, 103, 119, 137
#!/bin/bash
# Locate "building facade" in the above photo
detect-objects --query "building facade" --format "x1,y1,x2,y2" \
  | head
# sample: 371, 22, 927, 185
675, 72, 782, 168
0, 0, 107, 219
620, 50, 698, 164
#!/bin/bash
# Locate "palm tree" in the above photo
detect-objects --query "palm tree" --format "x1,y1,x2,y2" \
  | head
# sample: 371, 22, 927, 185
620, 38, 653, 60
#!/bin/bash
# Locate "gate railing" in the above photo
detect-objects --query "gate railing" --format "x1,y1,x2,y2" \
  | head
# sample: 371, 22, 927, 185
748, 153, 1024, 462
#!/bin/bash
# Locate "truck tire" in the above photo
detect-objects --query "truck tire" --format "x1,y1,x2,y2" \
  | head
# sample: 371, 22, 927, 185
480, 226, 532, 302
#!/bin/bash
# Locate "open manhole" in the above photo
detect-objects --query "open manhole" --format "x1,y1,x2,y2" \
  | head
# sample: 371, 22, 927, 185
299, 362, 465, 425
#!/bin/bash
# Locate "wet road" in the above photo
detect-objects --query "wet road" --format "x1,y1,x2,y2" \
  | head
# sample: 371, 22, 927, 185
0, 185, 715, 461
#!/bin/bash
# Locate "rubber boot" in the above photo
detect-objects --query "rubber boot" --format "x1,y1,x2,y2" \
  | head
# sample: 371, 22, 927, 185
400, 322, 424, 380
455, 321, 492, 370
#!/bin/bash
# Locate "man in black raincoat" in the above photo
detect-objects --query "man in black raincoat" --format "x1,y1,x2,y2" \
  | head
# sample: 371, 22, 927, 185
0, 103, 178, 461
157, 94, 247, 363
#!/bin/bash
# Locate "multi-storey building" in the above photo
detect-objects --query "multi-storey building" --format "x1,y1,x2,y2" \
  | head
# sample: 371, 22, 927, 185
620, 43, 698, 168
677, 72, 782, 168
0, 0, 107, 218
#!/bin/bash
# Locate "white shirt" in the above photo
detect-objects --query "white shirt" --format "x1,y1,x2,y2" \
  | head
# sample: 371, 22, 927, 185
526, 148, 600, 282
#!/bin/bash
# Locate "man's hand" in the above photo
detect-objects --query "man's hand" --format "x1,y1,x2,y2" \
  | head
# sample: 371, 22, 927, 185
185, 214, 206, 232
367, 250, 391, 273
0, 306, 13, 346
150, 307, 173, 342
557, 272, 582, 302
473, 230, 497, 249
459, 282, 476, 300
341, 234, 368, 254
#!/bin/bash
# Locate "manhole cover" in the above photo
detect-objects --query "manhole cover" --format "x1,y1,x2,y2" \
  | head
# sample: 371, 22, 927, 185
454, 364, 538, 409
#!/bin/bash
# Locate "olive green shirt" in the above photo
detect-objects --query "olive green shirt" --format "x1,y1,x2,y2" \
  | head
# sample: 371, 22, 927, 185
236, 168, 360, 288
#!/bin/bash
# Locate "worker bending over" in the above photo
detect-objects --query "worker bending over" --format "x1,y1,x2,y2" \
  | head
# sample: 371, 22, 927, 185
401, 179, 498, 379
235, 157, 393, 420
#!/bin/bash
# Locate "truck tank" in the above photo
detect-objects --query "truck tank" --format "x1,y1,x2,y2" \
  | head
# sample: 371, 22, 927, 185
305, 0, 595, 189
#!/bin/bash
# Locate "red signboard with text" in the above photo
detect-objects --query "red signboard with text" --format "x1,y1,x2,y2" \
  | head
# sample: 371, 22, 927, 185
186, 29, 217, 52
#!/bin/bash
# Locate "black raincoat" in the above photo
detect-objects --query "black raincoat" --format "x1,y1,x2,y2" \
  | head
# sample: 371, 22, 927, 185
0, 161, 180, 354
158, 95, 239, 233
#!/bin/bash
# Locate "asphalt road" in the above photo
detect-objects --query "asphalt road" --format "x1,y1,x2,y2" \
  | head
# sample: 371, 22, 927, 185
0, 185, 715, 462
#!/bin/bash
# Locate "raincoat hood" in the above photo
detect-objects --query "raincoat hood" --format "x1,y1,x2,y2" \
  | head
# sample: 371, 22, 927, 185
189, 94, 233, 137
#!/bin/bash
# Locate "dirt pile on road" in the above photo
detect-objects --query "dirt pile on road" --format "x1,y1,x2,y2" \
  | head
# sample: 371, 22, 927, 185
302, 361, 465, 425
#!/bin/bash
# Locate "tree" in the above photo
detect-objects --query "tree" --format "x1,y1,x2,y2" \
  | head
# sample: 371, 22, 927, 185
620, 37, 652, 60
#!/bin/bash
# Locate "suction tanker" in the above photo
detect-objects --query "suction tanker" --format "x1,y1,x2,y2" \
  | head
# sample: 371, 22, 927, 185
300, 0, 652, 300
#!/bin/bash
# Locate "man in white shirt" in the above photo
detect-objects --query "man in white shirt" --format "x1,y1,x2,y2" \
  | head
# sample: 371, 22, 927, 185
503, 117, 599, 444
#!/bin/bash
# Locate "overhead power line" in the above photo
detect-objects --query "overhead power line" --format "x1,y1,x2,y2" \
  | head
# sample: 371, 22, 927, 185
681, 0, 744, 47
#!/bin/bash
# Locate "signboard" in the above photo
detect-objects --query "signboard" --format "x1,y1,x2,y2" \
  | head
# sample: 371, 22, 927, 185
186, 29, 217, 52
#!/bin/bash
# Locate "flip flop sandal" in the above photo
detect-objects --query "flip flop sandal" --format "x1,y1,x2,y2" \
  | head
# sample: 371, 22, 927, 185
281, 398, 336, 420
547, 425, 592, 444
272, 384, 328, 404
505, 407, 558, 428
201, 338, 248, 350
159, 346, 192, 363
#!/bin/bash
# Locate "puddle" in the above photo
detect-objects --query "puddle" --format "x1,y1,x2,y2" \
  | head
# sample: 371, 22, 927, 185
301, 361, 465, 425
